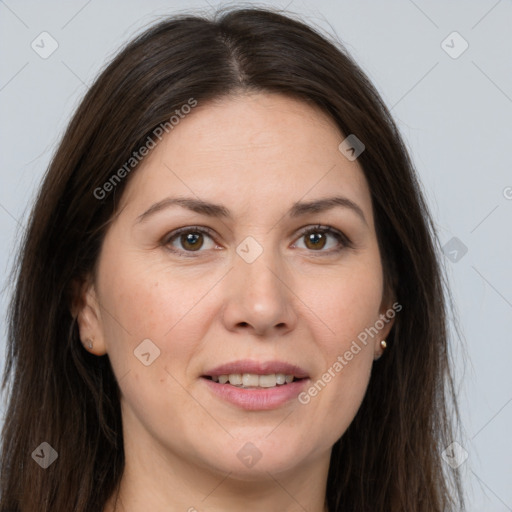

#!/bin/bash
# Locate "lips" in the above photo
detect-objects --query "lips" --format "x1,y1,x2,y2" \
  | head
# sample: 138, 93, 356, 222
202, 359, 309, 379
202, 360, 309, 387
201, 359, 310, 410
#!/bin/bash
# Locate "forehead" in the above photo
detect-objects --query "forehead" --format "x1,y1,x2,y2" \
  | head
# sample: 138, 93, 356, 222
119, 92, 373, 225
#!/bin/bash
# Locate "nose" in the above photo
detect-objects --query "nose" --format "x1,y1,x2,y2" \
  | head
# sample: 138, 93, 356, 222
220, 248, 298, 337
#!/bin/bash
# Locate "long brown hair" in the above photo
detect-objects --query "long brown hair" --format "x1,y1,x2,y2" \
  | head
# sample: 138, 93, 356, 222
1, 6, 465, 511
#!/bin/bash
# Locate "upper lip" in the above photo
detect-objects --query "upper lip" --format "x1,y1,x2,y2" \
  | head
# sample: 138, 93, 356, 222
203, 359, 309, 379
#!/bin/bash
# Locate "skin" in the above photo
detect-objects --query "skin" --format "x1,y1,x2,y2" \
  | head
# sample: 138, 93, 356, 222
76, 92, 395, 512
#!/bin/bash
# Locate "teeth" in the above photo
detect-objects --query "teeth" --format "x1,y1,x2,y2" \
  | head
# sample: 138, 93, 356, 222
212, 373, 297, 388
258, 374, 277, 388
228, 373, 242, 386
275, 373, 286, 385
242, 373, 260, 387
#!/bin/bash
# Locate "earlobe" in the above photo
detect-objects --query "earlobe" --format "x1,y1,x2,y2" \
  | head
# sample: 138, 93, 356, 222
374, 302, 397, 359
74, 280, 108, 356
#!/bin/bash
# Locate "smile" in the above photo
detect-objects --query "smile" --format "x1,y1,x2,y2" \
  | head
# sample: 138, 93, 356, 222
201, 360, 310, 410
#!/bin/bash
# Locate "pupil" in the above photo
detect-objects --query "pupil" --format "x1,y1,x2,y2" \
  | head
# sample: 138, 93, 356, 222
183, 233, 202, 250
307, 232, 325, 249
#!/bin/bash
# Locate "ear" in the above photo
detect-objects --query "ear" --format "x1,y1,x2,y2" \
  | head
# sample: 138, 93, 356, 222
373, 299, 398, 360
71, 277, 108, 356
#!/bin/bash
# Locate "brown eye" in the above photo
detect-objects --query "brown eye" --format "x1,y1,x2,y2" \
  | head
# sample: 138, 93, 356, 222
179, 232, 204, 251
294, 225, 351, 254
163, 226, 217, 256
303, 231, 328, 250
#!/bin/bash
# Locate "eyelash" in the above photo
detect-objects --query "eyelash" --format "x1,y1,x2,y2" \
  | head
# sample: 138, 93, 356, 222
161, 224, 352, 258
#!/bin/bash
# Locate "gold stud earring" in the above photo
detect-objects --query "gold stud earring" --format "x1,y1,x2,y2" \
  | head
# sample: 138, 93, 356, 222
380, 339, 387, 350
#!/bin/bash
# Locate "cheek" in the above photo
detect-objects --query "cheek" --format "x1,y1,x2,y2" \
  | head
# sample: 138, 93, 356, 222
315, 252, 384, 350
96, 244, 217, 378
95, 251, 215, 429
300, 253, 382, 434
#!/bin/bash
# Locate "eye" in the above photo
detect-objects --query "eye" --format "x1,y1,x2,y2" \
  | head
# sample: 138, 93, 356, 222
292, 225, 351, 254
162, 224, 352, 258
162, 226, 218, 256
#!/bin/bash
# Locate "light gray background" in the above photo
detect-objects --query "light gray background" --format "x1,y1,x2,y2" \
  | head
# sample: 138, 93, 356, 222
1, 0, 511, 510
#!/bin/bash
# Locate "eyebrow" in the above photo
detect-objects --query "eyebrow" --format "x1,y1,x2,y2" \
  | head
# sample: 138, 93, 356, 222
136, 195, 367, 226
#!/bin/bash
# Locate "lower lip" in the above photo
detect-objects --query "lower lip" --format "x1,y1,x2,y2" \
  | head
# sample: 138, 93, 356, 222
201, 377, 309, 410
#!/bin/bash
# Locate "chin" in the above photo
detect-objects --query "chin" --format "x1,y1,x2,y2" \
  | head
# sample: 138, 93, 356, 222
193, 435, 317, 480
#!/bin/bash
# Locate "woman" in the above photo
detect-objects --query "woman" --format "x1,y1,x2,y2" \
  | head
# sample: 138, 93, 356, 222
0, 6, 465, 511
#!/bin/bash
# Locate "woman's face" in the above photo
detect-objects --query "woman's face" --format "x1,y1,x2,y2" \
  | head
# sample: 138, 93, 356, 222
78, 92, 395, 480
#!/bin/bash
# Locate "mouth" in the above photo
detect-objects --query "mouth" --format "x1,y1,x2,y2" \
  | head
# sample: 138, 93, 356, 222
200, 360, 310, 410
